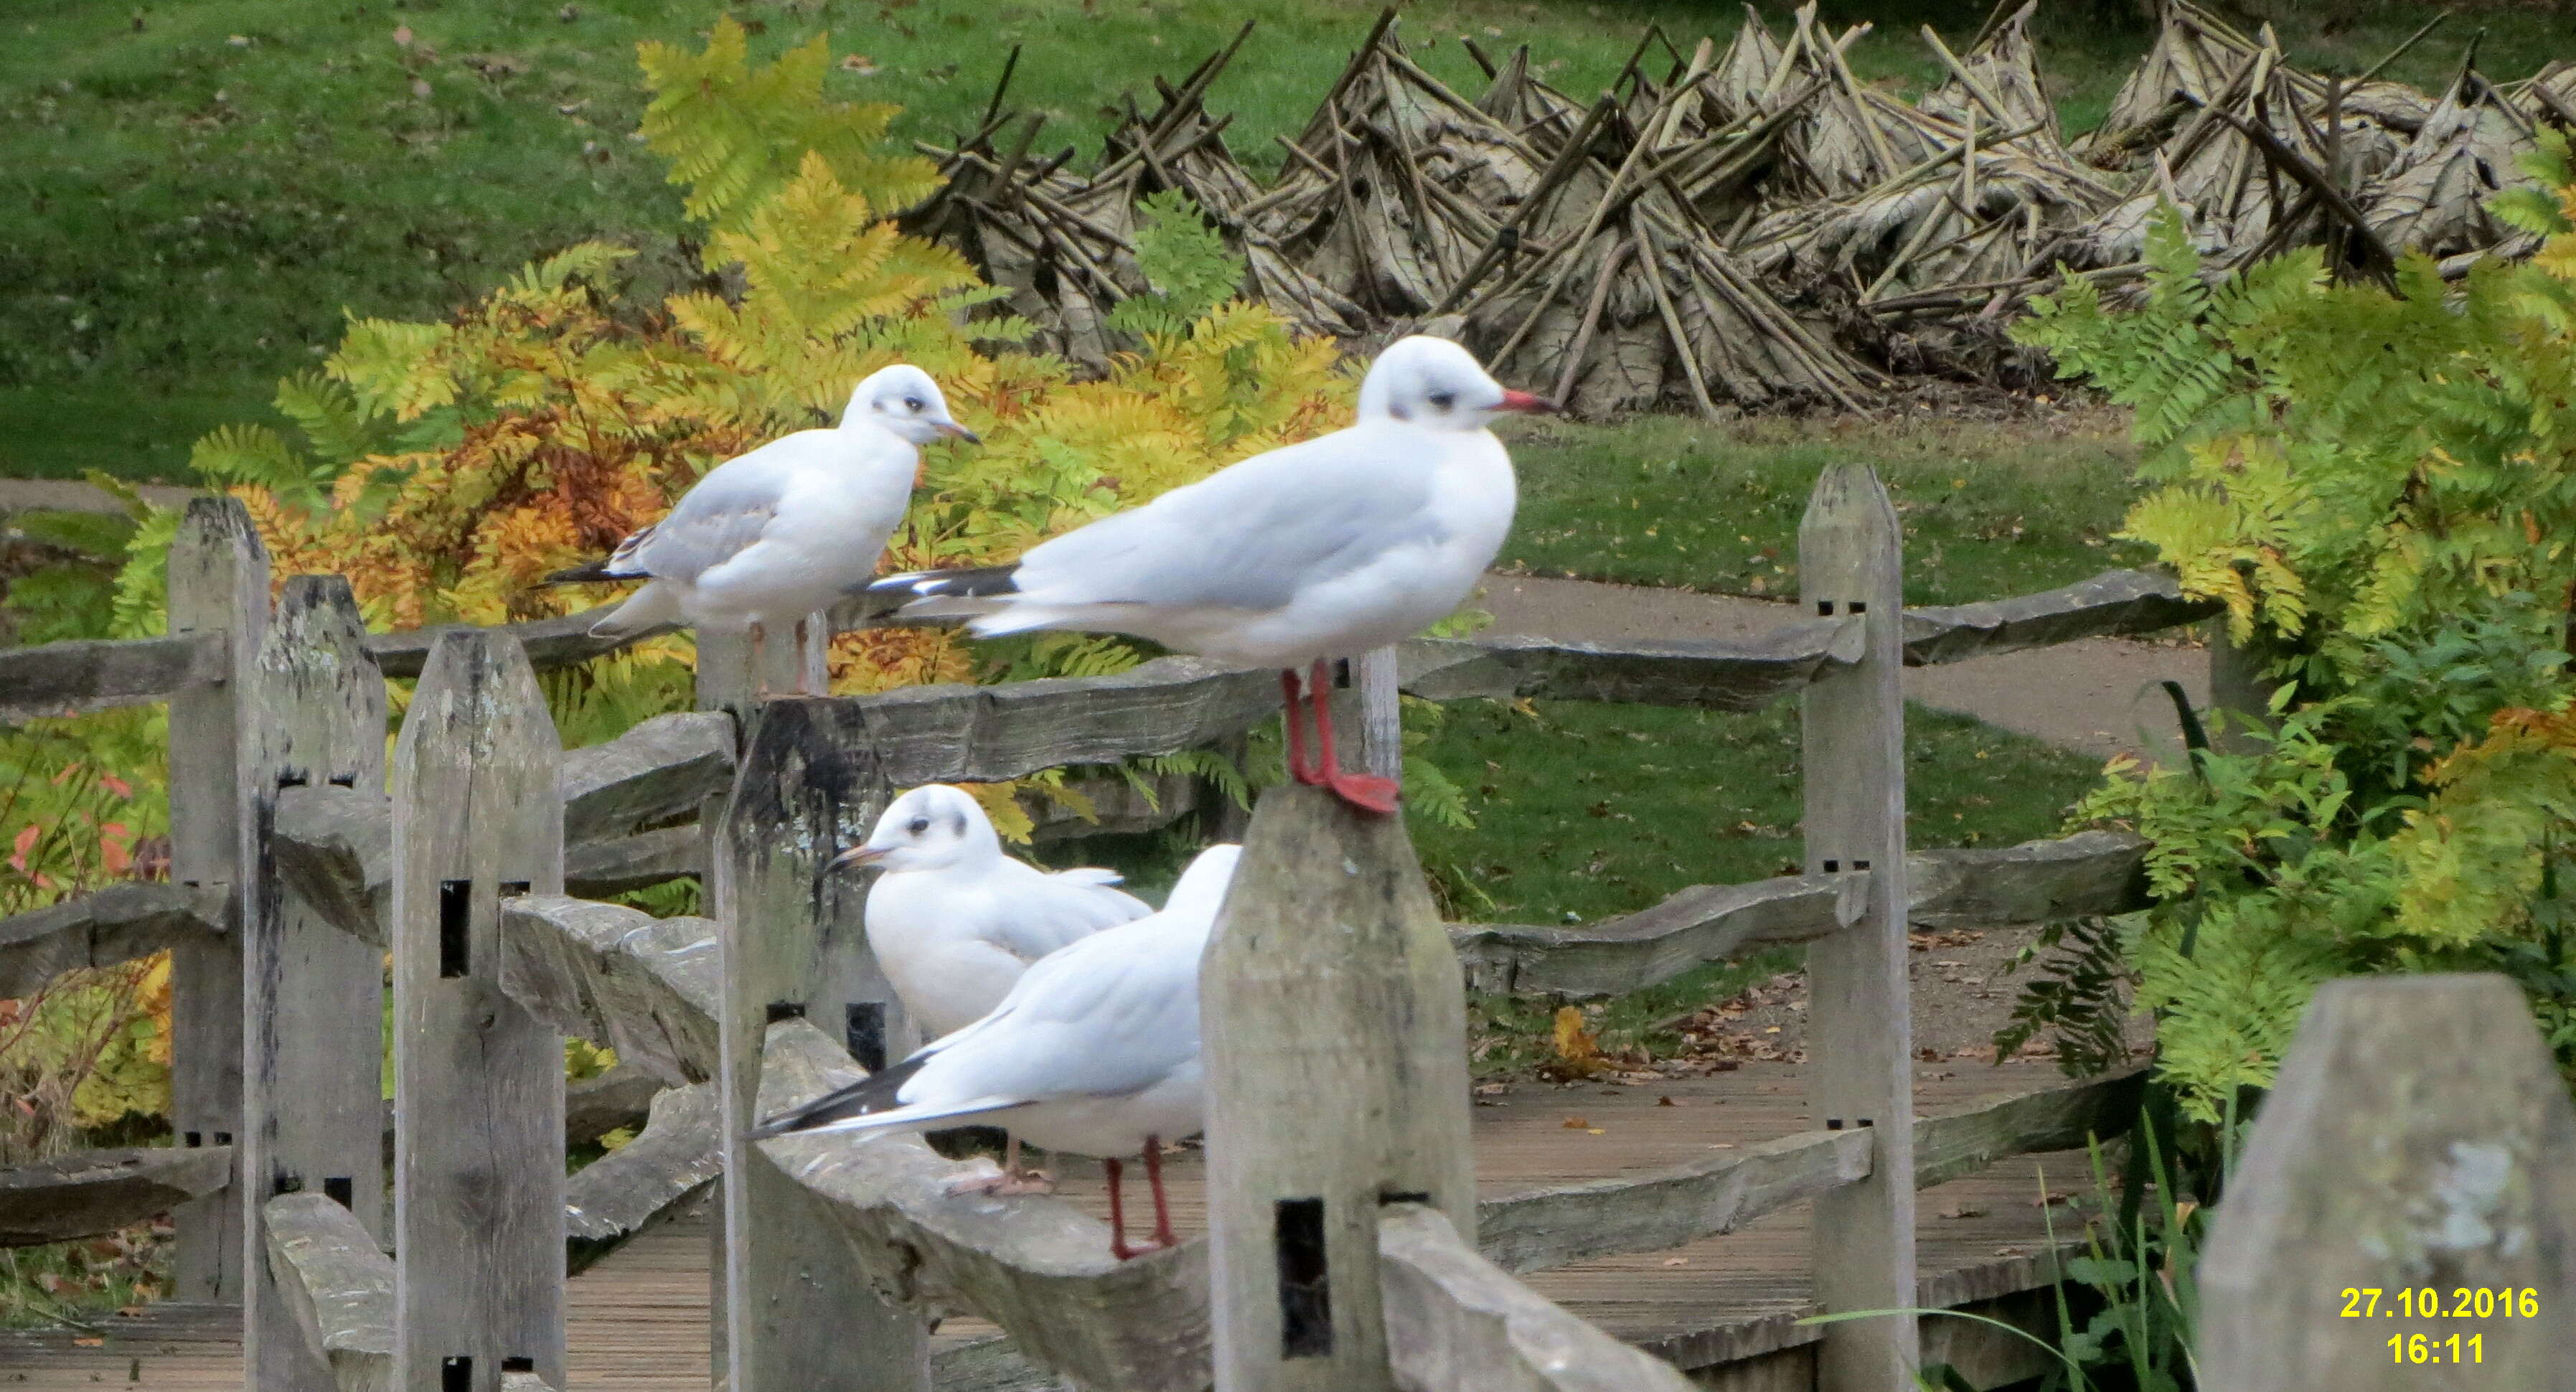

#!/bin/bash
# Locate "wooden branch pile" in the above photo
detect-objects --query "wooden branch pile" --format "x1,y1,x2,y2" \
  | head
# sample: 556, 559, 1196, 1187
902, 1, 2576, 410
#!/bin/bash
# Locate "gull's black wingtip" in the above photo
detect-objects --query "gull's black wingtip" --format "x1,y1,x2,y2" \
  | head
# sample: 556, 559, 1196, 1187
748, 1053, 929, 1139
545, 559, 621, 585
861, 564, 1022, 601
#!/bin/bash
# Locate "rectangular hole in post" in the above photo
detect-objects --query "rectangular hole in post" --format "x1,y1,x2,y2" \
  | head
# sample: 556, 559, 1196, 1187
845, 1002, 886, 1073
184, 1132, 202, 1148
764, 1001, 806, 1025
214, 1132, 231, 1145
1850, 600, 1867, 613
1822, 859, 1839, 873
276, 772, 308, 789
499, 880, 530, 898
502, 1358, 535, 1373
438, 880, 471, 978
1817, 601, 1834, 616
1275, 1197, 1332, 1359
273, 1172, 303, 1196
327, 773, 357, 788
324, 1176, 353, 1208
1827, 1119, 1845, 1130
1378, 1190, 1430, 1206
1852, 859, 1871, 870
441, 1357, 471, 1392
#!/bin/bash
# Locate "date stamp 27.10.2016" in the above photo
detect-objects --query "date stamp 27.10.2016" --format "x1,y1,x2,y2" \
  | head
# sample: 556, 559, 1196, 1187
2338, 1286, 2542, 1366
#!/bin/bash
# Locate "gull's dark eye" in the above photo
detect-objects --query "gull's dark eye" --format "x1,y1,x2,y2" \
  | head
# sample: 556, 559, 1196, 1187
907, 817, 931, 834
1426, 391, 1457, 411
903, 396, 926, 412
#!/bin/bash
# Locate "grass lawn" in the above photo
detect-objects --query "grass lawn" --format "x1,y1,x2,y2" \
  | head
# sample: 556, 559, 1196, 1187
5, 0, 2568, 483
1498, 405, 2152, 605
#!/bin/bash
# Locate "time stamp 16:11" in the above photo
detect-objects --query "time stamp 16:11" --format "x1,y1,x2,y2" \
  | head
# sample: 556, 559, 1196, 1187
2338, 1287, 2543, 1365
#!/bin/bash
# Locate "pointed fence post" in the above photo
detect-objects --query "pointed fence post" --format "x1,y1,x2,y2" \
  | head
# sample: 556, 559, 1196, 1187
1203, 783, 1477, 1392
1356, 647, 1404, 784
713, 699, 926, 1392
1797, 464, 1918, 1391
694, 611, 829, 711
243, 576, 390, 1392
2200, 974, 2576, 1390
166, 497, 268, 1305
391, 632, 566, 1392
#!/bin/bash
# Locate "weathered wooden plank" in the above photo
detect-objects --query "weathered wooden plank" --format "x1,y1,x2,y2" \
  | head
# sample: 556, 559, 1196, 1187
558, 712, 733, 844
1798, 464, 1918, 1391
366, 605, 659, 682
390, 631, 567, 1392
0, 881, 232, 999
563, 1064, 664, 1149
2200, 974, 2576, 1391
565, 1081, 720, 1276
1205, 784, 1480, 1392
498, 895, 723, 1087
244, 575, 393, 1392
1378, 1203, 1698, 1392
164, 495, 267, 1307
1452, 830, 2153, 998
1897, 569, 2215, 667
564, 824, 705, 896
755, 1019, 1203, 1391
1399, 622, 1858, 713
1475, 1068, 2145, 1275
715, 700, 923, 1392
0, 632, 224, 724
263, 1192, 394, 1392
0, 1146, 237, 1246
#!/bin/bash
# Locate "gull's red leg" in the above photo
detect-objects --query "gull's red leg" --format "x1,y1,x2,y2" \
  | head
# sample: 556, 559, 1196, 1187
1106, 1156, 1136, 1261
1279, 669, 1320, 785
1143, 1136, 1177, 1251
1308, 659, 1400, 814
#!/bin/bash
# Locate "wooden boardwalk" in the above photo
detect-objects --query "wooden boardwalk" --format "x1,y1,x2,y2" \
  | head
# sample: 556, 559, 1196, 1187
1, 1060, 2105, 1389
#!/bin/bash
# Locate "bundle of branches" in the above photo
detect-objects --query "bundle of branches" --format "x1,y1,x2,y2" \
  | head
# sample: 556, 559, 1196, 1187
2519, 61, 2576, 131
2360, 53, 2547, 263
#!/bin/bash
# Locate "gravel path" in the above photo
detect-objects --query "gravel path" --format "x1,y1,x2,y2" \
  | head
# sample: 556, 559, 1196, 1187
1480, 570, 2207, 767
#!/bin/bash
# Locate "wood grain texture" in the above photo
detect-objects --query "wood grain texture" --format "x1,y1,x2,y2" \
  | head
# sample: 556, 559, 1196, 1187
1378, 1203, 1696, 1392
263, 1192, 395, 1392
565, 1082, 720, 1276
270, 785, 395, 945
390, 631, 567, 1392
0, 1146, 237, 1246
498, 896, 723, 1088
244, 575, 394, 1392
0, 631, 223, 723
1452, 829, 2152, 998
1797, 464, 1918, 1391
0, 880, 232, 999
164, 496, 268, 1307
715, 702, 923, 1392
558, 713, 734, 845
1203, 784, 1478, 1392
755, 1019, 1205, 1392
2199, 974, 2576, 1391
367, 605, 663, 682
564, 824, 706, 897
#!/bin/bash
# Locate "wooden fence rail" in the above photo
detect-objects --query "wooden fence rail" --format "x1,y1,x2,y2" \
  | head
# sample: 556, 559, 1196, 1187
0, 481, 2256, 1392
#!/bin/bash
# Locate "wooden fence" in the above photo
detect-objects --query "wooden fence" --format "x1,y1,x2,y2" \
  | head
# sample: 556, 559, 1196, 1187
4, 474, 2561, 1391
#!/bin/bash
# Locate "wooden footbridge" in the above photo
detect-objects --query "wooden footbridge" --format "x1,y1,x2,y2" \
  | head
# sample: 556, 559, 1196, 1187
5, 469, 2569, 1392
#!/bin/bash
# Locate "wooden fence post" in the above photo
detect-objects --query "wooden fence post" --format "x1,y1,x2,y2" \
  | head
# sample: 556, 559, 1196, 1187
166, 497, 269, 1305
243, 576, 390, 1392
713, 699, 926, 1392
2206, 619, 2278, 757
391, 631, 566, 1392
1357, 647, 1404, 784
1203, 782, 1477, 1392
2200, 974, 2576, 1390
694, 611, 829, 710
1797, 464, 1918, 1391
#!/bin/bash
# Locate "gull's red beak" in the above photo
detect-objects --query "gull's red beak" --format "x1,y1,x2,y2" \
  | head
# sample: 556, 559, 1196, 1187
1495, 390, 1558, 415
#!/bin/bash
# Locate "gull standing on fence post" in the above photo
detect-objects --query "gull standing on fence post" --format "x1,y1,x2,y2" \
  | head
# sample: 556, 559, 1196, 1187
864, 336, 1553, 813
547, 363, 977, 695
824, 784, 1151, 1191
754, 842, 1241, 1261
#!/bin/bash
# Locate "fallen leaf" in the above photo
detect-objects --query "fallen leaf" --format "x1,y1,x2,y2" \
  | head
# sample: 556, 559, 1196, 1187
1561, 1116, 1589, 1129
1587, 1128, 1605, 1135
1940, 1204, 1984, 1220
74, 1337, 103, 1347
1662, 1256, 1689, 1267
1474, 1082, 1507, 1096
1994, 1246, 2028, 1257
840, 53, 881, 75
393, 24, 413, 44
411, 77, 433, 98
1708, 1142, 1735, 1149
1655, 1096, 1675, 1107
227, 34, 250, 46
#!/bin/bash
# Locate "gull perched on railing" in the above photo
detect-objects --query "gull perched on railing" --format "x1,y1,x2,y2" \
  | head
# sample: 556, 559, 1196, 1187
756, 842, 1241, 1261
826, 783, 1150, 1193
863, 336, 1552, 812
548, 363, 977, 694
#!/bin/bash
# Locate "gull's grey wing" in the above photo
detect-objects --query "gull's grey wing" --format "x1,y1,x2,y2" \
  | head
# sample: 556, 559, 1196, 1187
1013, 428, 1435, 613
626, 441, 811, 584
979, 876, 1151, 964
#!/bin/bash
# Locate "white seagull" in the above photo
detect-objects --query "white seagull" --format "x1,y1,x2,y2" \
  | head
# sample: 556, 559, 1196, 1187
864, 336, 1552, 812
828, 784, 1152, 1190
550, 363, 976, 692
756, 842, 1242, 1261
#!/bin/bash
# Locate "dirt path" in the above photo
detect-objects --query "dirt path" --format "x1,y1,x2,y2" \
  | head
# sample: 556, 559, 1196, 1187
1480, 570, 2208, 767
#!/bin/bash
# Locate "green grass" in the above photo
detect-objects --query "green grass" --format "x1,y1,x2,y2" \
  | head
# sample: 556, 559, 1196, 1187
1498, 408, 2153, 605
4, 0, 2568, 483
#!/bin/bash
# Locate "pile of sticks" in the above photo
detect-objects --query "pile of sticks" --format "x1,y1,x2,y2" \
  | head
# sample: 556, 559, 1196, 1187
906, 1, 2576, 416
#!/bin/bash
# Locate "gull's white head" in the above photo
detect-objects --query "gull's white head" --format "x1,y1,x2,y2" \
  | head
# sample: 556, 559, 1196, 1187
830, 784, 1001, 874
1355, 336, 1556, 431
841, 365, 979, 447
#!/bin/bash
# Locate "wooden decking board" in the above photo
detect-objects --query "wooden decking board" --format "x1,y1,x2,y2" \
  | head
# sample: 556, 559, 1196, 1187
1, 1061, 2117, 1389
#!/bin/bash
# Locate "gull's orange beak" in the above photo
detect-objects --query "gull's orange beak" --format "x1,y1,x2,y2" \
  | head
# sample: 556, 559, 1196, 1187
1495, 390, 1558, 414
828, 844, 890, 872
935, 421, 982, 444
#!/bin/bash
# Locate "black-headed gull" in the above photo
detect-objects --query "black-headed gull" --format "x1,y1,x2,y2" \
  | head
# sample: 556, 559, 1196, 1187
826, 784, 1151, 1191
550, 362, 977, 693
865, 337, 1552, 812
755, 842, 1241, 1261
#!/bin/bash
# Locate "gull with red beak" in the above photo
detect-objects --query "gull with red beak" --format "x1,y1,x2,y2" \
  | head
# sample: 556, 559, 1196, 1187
550, 362, 977, 694
826, 784, 1149, 1192
867, 337, 1553, 812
